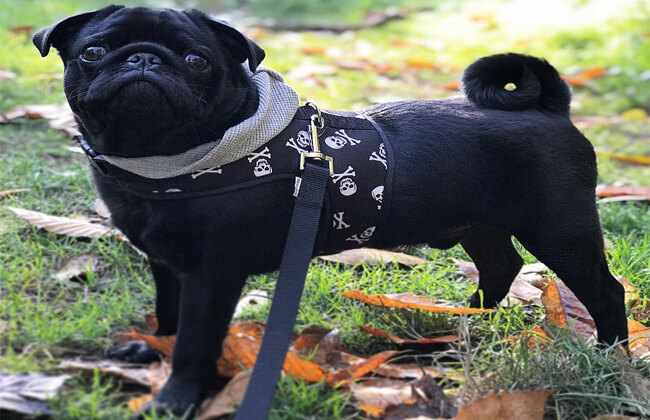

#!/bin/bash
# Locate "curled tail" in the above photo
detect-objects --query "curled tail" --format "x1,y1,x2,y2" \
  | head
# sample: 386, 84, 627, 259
462, 53, 571, 116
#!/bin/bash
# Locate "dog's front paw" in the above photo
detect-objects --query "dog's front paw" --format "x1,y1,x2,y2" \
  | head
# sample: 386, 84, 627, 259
134, 378, 207, 419
108, 340, 161, 364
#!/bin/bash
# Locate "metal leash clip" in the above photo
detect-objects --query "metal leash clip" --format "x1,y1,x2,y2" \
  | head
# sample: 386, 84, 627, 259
300, 102, 334, 174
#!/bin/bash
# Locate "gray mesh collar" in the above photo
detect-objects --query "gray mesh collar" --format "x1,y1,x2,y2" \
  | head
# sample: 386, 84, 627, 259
101, 66, 300, 179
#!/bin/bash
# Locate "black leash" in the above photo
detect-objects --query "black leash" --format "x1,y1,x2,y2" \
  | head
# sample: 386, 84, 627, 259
235, 104, 332, 420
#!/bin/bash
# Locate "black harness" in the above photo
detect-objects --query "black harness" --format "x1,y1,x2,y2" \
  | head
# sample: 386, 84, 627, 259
81, 105, 394, 255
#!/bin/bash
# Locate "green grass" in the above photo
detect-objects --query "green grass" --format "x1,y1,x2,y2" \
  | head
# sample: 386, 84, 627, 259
1, 0, 649, 418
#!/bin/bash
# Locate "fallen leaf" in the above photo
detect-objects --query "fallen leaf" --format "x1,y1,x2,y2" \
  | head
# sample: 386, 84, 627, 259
199, 372, 249, 420
0, 188, 28, 198
8, 207, 115, 238
300, 45, 326, 55
358, 325, 458, 345
506, 327, 551, 349
0, 373, 70, 415
52, 252, 99, 282
328, 350, 399, 387
333, 352, 451, 381
59, 359, 169, 390
382, 374, 458, 419
613, 347, 650, 404
350, 378, 417, 417
563, 67, 607, 87
320, 248, 429, 266
541, 279, 596, 341
233, 290, 269, 318
127, 394, 152, 413
596, 151, 650, 166
442, 80, 461, 90
1, 103, 79, 136
455, 390, 551, 420
590, 415, 639, 420
0, 69, 16, 81
621, 108, 648, 121
291, 325, 333, 355
628, 319, 650, 359
596, 184, 650, 200
405, 58, 441, 71
617, 276, 641, 308
9, 25, 34, 35
93, 199, 111, 219
342, 290, 493, 314
124, 323, 327, 382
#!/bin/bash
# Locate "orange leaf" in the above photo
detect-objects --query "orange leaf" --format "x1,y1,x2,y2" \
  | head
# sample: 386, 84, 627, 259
0, 188, 28, 198
541, 279, 596, 341
628, 319, 650, 358
127, 394, 152, 413
327, 350, 399, 387
358, 325, 458, 345
342, 290, 493, 314
563, 68, 606, 87
455, 390, 551, 420
442, 80, 461, 90
300, 45, 326, 55
122, 331, 176, 357
405, 58, 441, 70
596, 184, 650, 199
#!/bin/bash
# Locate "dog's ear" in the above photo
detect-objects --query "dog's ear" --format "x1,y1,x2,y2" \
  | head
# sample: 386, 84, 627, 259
33, 5, 124, 57
191, 12, 265, 72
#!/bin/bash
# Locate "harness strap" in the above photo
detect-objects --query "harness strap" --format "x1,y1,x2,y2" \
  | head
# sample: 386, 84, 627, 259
235, 161, 330, 419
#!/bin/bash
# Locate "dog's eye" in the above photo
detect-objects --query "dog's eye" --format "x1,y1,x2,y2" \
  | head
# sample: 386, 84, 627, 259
185, 54, 209, 71
81, 46, 107, 62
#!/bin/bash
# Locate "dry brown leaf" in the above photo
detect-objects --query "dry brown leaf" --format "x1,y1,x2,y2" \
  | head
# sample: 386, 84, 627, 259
0, 188, 28, 198
358, 325, 458, 345
8, 207, 115, 238
328, 350, 399, 387
199, 372, 249, 420
0, 69, 16, 81
299, 45, 326, 55
596, 152, 650, 166
455, 390, 551, 420
350, 378, 417, 417
342, 290, 493, 314
1, 104, 79, 136
291, 325, 333, 355
596, 185, 650, 200
541, 279, 596, 341
9, 25, 34, 35
93, 199, 111, 219
506, 327, 550, 349
628, 319, 650, 359
333, 352, 451, 381
320, 248, 429, 267
52, 252, 99, 282
617, 276, 641, 308
127, 394, 152, 413
59, 359, 168, 389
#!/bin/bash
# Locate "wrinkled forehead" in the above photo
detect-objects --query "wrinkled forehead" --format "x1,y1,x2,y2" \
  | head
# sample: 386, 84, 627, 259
75, 7, 209, 50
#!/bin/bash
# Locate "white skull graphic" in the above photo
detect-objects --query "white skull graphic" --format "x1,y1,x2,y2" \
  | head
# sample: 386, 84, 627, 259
253, 159, 272, 177
296, 130, 312, 148
360, 226, 376, 239
325, 135, 347, 149
379, 143, 386, 159
371, 186, 384, 203
339, 177, 357, 196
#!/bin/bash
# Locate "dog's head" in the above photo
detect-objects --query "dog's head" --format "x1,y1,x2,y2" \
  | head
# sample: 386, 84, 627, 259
34, 6, 264, 156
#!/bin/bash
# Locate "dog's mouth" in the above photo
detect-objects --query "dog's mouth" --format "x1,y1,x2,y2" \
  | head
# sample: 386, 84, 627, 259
102, 77, 180, 124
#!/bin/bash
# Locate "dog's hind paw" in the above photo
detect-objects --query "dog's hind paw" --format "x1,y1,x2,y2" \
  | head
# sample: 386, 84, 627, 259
108, 340, 161, 364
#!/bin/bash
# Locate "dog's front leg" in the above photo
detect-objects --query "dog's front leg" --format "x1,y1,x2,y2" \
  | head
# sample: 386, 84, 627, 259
109, 261, 181, 363
141, 265, 246, 417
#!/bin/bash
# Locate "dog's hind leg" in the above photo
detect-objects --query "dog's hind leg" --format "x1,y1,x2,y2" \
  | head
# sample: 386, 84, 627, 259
461, 225, 523, 308
513, 203, 627, 345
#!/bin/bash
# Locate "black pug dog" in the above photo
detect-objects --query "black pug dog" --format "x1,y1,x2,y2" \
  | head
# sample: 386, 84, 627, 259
34, 5, 627, 417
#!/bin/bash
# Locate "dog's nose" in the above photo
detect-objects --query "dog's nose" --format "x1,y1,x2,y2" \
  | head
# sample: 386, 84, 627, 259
125, 53, 162, 69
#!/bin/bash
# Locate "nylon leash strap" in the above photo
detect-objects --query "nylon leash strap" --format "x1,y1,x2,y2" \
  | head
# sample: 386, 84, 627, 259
235, 104, 332, 420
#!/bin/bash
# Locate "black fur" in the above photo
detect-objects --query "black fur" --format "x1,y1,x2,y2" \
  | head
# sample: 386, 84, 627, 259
35, 6, 627, 417
462, 53, 572, 116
